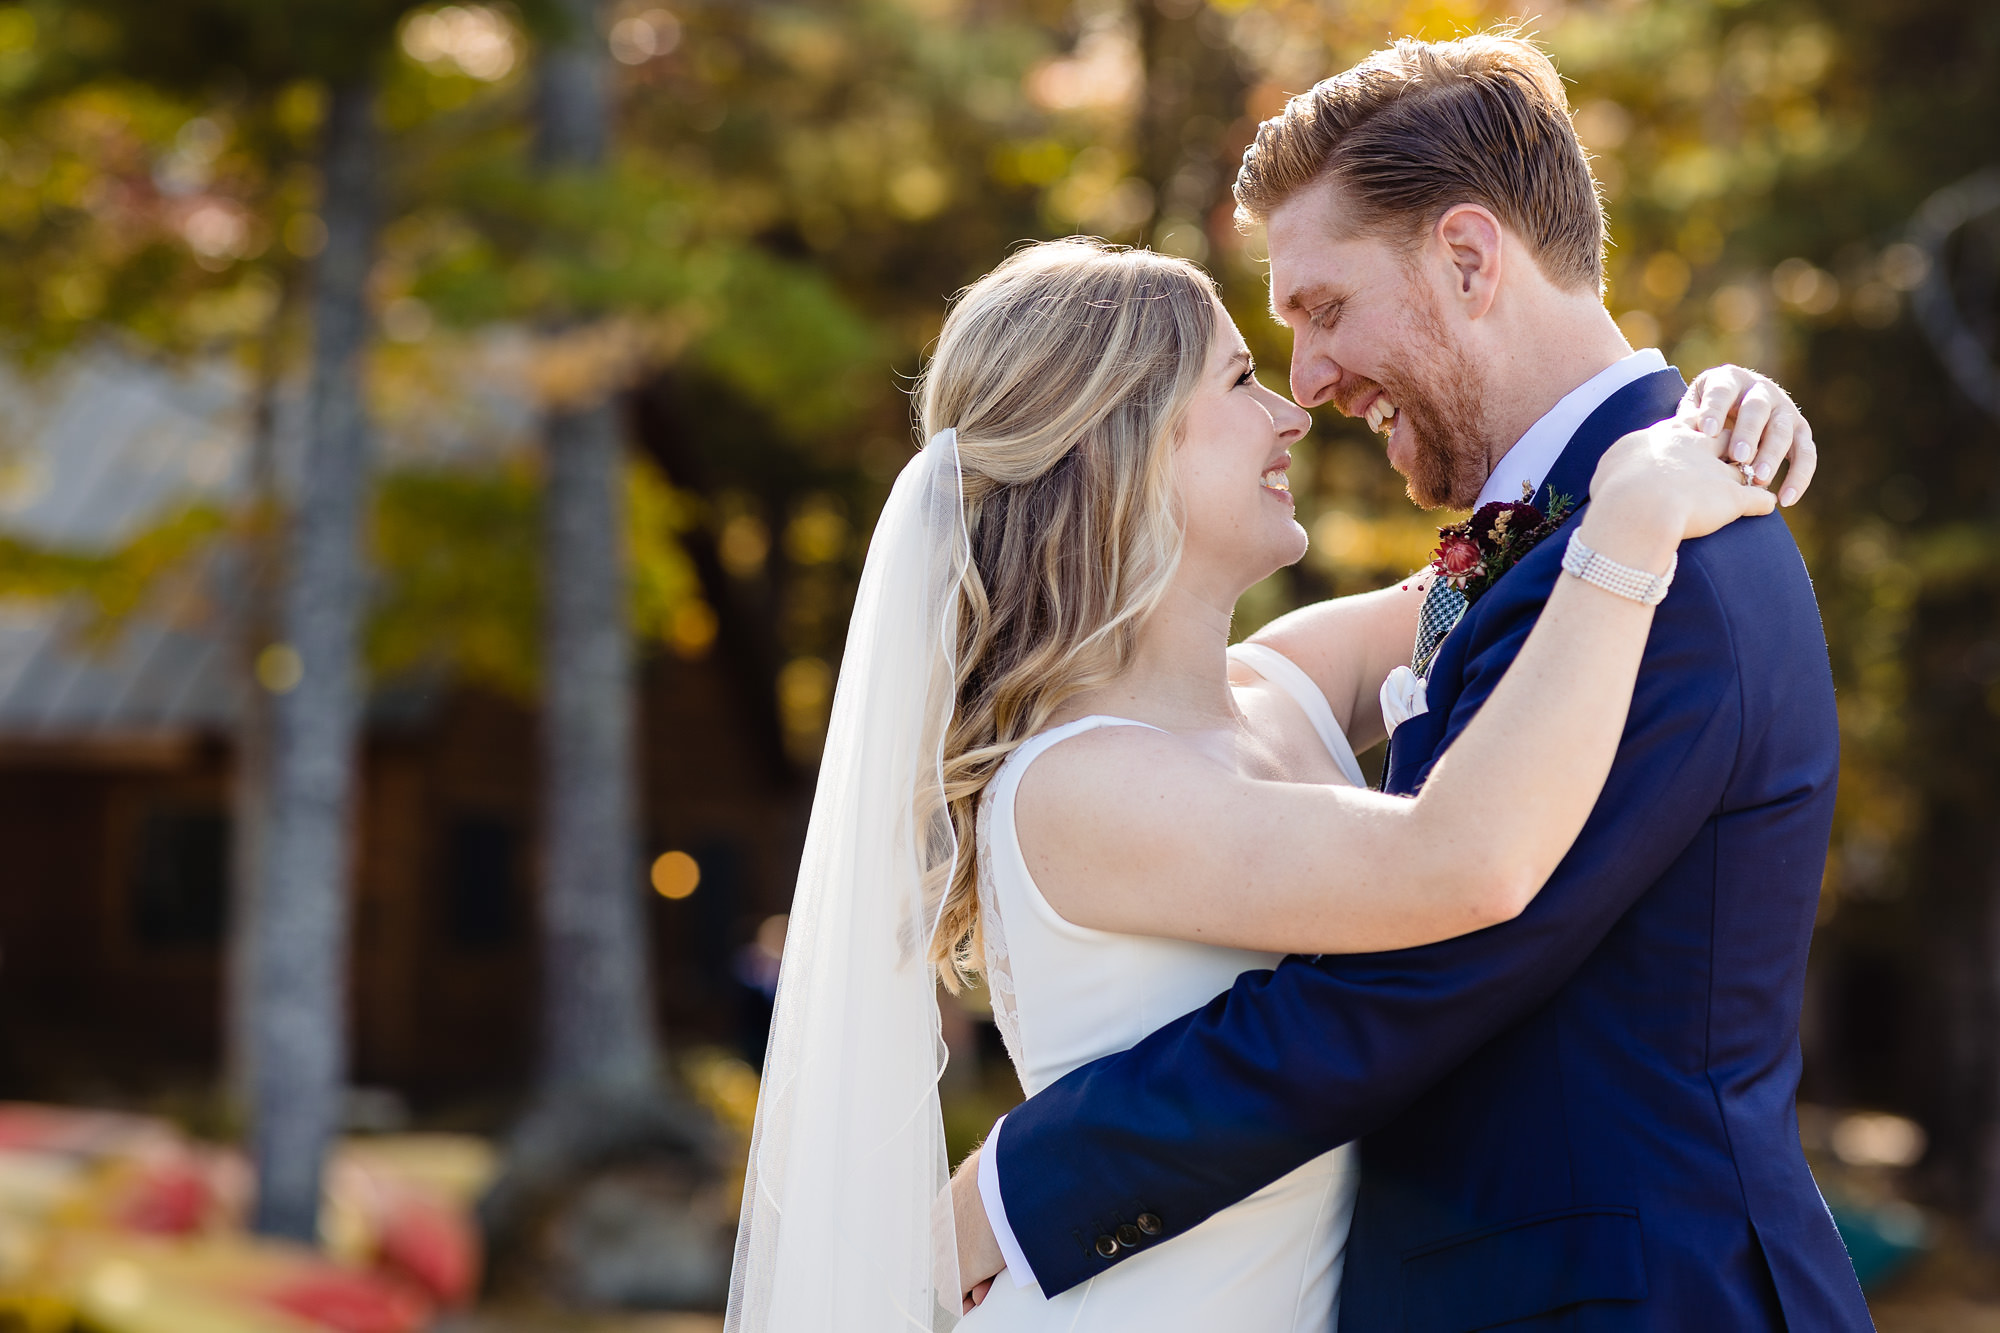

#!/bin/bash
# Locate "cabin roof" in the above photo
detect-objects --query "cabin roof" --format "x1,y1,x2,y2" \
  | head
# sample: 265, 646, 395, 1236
0, 342, 534, 742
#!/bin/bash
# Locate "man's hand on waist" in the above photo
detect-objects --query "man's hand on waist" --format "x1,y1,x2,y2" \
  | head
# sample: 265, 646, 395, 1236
953, 1147, 1004, 1310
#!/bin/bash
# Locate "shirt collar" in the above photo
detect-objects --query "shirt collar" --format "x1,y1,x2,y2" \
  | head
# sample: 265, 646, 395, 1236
1474, 348, 1671, 510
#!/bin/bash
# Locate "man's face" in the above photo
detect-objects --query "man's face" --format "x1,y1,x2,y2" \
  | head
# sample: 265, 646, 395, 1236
1266, 179, 1494, 509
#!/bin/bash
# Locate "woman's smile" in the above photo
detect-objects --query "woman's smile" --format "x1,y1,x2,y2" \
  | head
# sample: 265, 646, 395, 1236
1260, 455, 1294, 503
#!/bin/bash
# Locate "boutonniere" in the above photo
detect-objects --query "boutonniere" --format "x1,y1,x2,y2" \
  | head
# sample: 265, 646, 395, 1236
1430, 486, 1576, 607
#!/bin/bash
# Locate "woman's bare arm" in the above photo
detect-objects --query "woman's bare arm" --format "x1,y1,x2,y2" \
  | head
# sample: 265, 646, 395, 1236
1021, 417, 1774, 955
1247, 574, 1426, 754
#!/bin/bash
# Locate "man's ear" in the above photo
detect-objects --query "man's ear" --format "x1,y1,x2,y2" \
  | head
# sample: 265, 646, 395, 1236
1435, 204, 1504, 320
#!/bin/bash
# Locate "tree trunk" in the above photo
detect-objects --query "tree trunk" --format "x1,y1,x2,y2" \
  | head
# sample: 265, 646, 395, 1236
534, 0, 657, 1097
249, 81, 377, 1241
225, 275, 291, 1119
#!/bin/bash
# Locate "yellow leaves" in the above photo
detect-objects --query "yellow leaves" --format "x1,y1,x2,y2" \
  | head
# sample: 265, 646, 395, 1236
1651, 145, 1731, 209
783, 496, 849, 566
1678, 217, 1724, 266
274, 82, 326, 141
1024, 16, 1142, 114
1709, 283, 1761, 333
0, 503, 227, 634
777, 656, 833, 762
1641, 251, 1693, 305
1572, 99, 1634, 155
1308, 509, 1442, 580
626, 454, 705, 661
1044, 145, 1152, 236
760, 11, 849, 80
667, 600, 717, 658
515, 316, 685, 412
1614, 309, 1661, 349
182, 271, 281, 341
42, 270, 104, 320
0, 7, 35, 55
717, 512, 769, 579
887, 163, 950, 222
988, 139, 1069, 189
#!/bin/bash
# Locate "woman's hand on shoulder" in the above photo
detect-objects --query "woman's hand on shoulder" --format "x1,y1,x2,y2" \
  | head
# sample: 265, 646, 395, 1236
1677, 364, 1817, 508
1589, 416, 1779, 560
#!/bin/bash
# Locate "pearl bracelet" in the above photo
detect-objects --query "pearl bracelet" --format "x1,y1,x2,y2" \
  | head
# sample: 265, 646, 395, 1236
1561, 531, 1677, 606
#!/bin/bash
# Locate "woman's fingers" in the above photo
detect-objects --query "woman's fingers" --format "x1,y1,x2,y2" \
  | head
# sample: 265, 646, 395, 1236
1778, 422, 1817, 507
1748, 409, 1798, 487
1739, 476, 1780, 517
1727, 383, 1780, 465
1689, 372, 1743, 437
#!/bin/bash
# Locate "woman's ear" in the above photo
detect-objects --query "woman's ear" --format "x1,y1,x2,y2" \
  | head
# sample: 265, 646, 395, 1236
1435, 204, 1504, 320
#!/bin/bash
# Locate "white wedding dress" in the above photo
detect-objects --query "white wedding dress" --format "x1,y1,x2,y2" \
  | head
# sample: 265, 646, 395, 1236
961, 642, 1363, 1332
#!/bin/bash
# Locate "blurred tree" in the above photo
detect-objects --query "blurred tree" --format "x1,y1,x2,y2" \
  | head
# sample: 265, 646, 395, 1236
9, 0, 427, 1243
530, 0, 656, 1098
249, 74, 380, 1243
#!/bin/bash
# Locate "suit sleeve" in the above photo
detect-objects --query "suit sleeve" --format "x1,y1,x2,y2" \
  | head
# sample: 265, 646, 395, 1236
994, 543, 1745, 1296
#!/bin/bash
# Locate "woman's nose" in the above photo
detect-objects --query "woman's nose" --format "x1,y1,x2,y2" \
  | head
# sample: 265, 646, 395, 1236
1260, 383, 1312, 441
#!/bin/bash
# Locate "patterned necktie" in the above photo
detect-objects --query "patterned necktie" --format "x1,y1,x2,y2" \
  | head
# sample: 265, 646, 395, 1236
1412, 577, 1468, 678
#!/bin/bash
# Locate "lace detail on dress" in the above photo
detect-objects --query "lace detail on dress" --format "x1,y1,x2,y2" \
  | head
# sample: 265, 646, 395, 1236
975, 792, 1026, 1077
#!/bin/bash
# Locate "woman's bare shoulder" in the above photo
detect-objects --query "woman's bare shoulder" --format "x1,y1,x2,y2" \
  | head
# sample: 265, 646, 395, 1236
1011, 724, 1225, 856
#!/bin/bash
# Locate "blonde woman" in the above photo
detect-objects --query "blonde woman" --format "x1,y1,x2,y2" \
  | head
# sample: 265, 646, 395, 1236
725, 239, 1814, 1333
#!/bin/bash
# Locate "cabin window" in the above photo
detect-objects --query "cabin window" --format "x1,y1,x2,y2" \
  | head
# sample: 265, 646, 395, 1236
444, 814, 520, 949
131, 807, 230, 946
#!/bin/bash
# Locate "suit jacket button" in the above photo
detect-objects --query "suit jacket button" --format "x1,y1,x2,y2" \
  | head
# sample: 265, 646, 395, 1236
1136, 1213, 1163, 1236
1115, 1223, 1141, 1248
1094, 1234, 1119, 1259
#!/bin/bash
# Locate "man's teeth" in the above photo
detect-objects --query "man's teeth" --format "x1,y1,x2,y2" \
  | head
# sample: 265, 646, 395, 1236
1260, 467, 1290, 493
1365, 398, 1399, 434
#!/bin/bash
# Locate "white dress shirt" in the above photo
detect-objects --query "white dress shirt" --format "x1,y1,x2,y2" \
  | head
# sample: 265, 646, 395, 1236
976, 346, 1673, 1290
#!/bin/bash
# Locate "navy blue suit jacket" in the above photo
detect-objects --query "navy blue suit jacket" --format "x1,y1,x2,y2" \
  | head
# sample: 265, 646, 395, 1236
992, 370, 1873, 1330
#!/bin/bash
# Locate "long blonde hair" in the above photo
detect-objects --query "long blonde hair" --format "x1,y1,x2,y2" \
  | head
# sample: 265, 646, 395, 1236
917, 238, 1219, 989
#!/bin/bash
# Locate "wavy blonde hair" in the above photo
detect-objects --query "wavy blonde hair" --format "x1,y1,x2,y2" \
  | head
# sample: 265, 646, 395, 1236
917, 238, 1219, 989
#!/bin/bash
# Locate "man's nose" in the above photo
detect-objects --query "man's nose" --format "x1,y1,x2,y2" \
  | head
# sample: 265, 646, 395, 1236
1290, 342, 1339, 411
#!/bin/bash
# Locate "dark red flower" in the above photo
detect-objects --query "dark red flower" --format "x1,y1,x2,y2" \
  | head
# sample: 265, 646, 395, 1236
1432, 530, 1486, 587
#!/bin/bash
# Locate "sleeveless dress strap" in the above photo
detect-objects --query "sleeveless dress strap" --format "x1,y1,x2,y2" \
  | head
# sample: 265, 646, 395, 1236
1002, 714, 1166, 774
1229, 642, 1368, 789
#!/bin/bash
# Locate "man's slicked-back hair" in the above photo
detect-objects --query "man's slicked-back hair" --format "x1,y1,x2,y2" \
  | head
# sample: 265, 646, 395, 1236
1235, 30, 1606, 293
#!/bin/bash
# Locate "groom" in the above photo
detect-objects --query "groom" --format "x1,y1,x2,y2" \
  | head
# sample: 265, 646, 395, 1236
953, 31, 1874, 1331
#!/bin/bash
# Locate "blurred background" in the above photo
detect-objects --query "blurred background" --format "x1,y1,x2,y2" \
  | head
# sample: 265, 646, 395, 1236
0, 0, 1994, 1328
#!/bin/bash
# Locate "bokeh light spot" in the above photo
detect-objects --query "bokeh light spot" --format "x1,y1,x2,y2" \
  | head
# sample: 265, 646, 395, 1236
652, 850, 700, 900
256, 644, 304, 694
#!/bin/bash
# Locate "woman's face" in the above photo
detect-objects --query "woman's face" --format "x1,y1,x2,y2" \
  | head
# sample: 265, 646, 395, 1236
1174, 300, 1314, 601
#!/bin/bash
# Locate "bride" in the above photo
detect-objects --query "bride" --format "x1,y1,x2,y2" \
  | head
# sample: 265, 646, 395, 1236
725, 238, 1807, 1331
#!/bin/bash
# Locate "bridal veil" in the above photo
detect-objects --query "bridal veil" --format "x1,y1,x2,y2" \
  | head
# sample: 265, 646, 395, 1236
726, 430, 970, 1332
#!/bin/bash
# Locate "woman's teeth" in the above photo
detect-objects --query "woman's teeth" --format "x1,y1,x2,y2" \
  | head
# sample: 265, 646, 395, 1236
1260, 467, 1290, 493
1365, 397, 1398, 434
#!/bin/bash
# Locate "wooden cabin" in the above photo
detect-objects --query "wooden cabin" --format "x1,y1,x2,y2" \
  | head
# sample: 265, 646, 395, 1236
0, 352, 806, 1111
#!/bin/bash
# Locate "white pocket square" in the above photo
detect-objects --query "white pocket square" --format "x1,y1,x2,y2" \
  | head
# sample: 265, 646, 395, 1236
1381, 665, 1429, 736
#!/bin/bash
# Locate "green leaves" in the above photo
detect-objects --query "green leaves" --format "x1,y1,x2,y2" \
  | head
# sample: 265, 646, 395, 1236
0, 500, 225, 631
